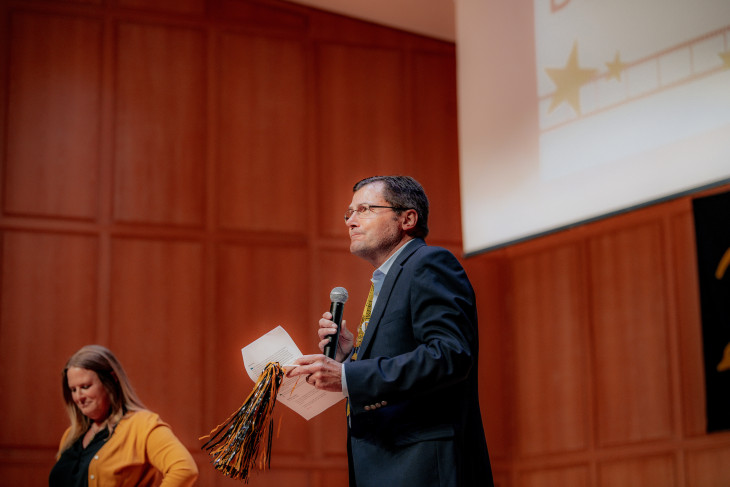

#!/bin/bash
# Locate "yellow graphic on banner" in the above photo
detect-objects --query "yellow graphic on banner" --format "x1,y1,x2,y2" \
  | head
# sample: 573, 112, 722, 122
716, 247, 730, 372
605, 51, 626, 81
545, 41, 597, 115
721, 51, 730, 70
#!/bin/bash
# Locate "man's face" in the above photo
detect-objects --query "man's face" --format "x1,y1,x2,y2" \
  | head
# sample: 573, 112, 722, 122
346, 182, 405, 267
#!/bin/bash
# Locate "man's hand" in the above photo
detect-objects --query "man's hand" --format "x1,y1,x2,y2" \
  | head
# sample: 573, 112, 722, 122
318, 311, 354, 362
287, 354, 344, 393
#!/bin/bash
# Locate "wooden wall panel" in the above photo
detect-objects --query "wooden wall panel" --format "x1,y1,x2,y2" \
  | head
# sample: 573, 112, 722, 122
4, 11, 101, 219
597, 454, 677, 487
315, 44, 408, 239
113, 22, 206, 226
199, 461, 314, 487
117, 0, 205, 15
212, 242, 311, 456
463, 253, 513, 471
0, 231, 98, 446
685, 444, 730, 487
668, 211, 707, 437
44, 0, 101, 5
519, 465, 590, 487
0, 460, 57, 487
308, 10, 408, 48
217, 33, 308, 233
510, 243, 590, 456
409, 51, 461, 244
235, 468, 311, 487
212, 0, 309, 32
588, 222, 674, 446
108, 237, 205, 446
322, 469, 351, 487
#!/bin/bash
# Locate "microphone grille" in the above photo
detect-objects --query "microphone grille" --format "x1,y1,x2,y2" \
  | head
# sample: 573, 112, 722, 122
330, 286, 349, 303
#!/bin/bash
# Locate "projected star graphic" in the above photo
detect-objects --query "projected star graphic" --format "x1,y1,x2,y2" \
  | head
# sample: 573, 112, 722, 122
605, 51, 626, 81
721, 51, 730, 69
545, 41, 597, 115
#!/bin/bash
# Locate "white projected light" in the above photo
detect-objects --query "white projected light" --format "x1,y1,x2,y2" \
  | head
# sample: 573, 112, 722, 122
457, 0, 730, 255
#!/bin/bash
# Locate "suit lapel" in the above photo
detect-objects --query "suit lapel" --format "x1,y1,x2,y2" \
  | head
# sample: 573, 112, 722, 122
357, 239, 425, 358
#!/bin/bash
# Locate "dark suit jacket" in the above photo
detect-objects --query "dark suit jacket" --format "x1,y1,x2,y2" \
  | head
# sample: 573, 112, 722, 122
344, 239, 494, 487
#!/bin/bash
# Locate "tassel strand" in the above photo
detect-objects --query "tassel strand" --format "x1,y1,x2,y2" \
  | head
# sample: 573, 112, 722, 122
200, 362, 284, 482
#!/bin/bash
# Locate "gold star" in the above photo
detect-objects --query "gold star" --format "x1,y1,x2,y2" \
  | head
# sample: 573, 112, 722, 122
606, 51, 626, 81
720, 51, 730, 69
545, 41, 597, 115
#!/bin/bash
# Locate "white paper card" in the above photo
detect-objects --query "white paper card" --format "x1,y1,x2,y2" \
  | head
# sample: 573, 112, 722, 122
241, 326, 345, 421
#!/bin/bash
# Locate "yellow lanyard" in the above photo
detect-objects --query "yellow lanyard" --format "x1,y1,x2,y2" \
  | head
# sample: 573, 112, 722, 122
351, 282, 374, 361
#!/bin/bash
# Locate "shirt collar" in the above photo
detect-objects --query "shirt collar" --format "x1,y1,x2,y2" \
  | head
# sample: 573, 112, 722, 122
372, 239, 415, 293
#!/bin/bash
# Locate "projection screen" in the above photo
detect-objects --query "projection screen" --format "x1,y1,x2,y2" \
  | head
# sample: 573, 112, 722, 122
457, 0, 730, 256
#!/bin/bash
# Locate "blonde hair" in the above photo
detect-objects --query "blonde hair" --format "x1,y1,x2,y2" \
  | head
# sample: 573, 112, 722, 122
57, 345, 146, 457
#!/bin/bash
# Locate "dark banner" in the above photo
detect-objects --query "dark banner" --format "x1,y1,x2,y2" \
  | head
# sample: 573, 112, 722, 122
692, 190, 730, 433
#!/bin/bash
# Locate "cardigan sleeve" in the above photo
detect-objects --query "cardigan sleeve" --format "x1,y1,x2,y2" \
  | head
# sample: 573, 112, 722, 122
145, 419, 199, 487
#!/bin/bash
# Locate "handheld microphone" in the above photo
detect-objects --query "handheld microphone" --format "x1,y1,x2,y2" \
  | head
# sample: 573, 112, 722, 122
323, 287, 348, 359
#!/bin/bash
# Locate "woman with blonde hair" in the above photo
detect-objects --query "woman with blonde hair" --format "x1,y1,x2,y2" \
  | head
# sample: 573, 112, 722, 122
49, 345, 198, 486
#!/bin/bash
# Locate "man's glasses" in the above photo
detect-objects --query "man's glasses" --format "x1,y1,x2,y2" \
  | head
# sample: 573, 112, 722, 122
344, 204, 406, 222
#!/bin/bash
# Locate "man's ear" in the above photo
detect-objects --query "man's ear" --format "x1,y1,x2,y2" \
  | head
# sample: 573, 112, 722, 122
400, 209, 418, 232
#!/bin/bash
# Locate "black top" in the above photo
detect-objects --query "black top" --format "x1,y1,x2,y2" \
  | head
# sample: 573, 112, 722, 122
48, 428, 109, 487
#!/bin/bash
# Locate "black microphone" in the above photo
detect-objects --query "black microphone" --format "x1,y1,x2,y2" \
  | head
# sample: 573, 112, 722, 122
323, 287, 348, 359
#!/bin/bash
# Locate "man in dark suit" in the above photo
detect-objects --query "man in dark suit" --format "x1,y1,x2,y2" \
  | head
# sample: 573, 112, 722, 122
289, 175, 494, 487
